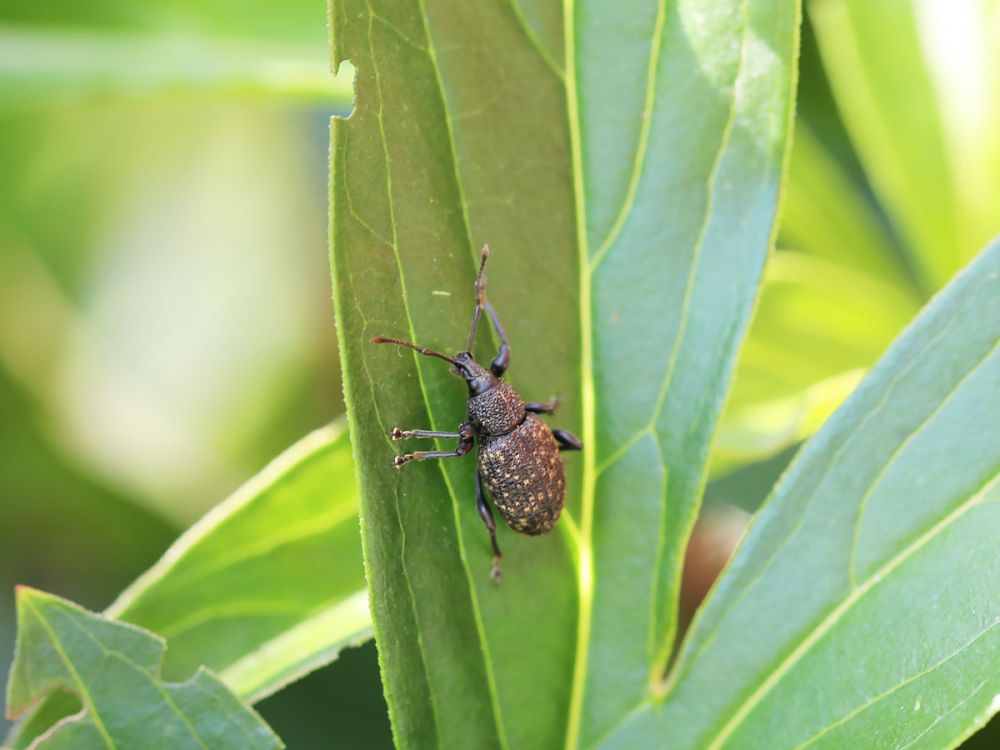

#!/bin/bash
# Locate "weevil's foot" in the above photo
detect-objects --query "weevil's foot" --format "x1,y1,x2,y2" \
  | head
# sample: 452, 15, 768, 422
392, 455, 410, 469
490, 556, 502, 586
390, 427, 405, 440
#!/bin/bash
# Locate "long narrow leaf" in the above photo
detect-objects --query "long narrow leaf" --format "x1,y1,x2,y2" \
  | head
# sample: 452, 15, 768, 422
607, 239, 1000, 748
329, 0, 799, 746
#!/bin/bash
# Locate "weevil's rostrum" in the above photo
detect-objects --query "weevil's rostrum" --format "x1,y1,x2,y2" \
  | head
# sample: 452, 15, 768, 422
370, 245, 582, 584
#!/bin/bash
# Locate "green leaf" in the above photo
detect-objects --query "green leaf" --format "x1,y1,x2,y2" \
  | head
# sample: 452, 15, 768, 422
6, 588, 282, 749
329, 0, 798, 747
810, 0, 1000, 293
7, 422, 369, 747
0, 0, 354, 106
0, 25, 355, 107
612, 239, 1000, 748
779, 122, 913, 290
106, 422, 367, 703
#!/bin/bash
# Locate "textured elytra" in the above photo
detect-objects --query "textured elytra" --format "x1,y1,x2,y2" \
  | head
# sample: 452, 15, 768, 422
467, 379, 525, 436
479, 414, 566, 535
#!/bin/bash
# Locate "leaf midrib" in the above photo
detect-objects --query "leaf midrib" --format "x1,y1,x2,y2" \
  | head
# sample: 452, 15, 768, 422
791, 618, 1000, 750
24, 597, 116, 750
563, 0, 753, 743
560, 0, 595, 747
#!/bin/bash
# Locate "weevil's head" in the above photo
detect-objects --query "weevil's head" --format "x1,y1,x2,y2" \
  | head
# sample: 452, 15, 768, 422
451, 352, 495, 396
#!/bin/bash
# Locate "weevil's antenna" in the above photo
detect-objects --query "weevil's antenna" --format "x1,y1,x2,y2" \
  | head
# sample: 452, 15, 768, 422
466, 244, 490, 352
370, 337, 460, 366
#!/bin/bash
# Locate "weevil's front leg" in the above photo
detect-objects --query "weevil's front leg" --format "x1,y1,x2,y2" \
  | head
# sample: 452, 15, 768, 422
525, 398, 560, 415
481, 300, 510, 377
391, 427, 462, 440
392, 423, 475, 468
552, 428, 583, 452
465, 245, 512, 377
476, 470, 503, 585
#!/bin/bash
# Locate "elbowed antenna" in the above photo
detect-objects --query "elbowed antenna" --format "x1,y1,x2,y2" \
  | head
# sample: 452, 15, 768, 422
369, 336, 459, 366
466, 244, 491, 352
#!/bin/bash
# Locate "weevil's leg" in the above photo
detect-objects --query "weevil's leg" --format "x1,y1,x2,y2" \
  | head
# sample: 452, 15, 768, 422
390, 427, 462, 440
476, 470, 503, 585
525, 398, 560, 415
465, 245, 512, 376
552, 429, 583, 452
393, 425, 474, 468
465, 246, 490, 351
481, 300, 511, 377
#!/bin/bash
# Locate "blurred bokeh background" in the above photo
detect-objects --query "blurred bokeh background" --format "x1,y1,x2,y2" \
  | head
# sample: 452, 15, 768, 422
1, 0, 998, 747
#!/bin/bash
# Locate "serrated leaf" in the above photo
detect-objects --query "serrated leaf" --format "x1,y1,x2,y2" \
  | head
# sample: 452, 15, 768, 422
329, 0, 798, 747
7, 422, 370, 748
604, 239, 1000, 748
7, 588, 282, 749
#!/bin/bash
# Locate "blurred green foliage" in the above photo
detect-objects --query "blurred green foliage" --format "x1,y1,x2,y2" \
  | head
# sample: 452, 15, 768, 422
2, 0, 999, 747
0, 0, 378, 745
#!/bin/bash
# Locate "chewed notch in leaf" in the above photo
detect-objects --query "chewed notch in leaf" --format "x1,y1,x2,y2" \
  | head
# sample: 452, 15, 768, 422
6, 587, 283, 750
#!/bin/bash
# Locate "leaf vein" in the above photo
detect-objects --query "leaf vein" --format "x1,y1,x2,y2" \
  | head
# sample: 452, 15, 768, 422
665, 285, 978, 690
362, 4, 447, 745
587, 0, 669, 272
793, 617, 1000, 749
411, 0, 513, 743
703, 469, 1000, 749
846, 336, 1000, 587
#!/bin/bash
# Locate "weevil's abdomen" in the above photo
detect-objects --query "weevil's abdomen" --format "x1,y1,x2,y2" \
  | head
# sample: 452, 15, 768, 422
478, 414, 565, 535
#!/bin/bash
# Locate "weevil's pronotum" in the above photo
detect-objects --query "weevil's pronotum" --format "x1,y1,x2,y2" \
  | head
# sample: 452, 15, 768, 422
370, 245, 582, 584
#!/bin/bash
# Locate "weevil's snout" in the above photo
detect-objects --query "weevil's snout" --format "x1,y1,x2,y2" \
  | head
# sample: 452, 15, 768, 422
451, 352, 494, 396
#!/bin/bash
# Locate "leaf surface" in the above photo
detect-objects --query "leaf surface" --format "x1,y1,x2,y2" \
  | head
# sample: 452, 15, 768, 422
620, 240, 1000, 748
7, 588, 282, 749
329, 0, 798, 746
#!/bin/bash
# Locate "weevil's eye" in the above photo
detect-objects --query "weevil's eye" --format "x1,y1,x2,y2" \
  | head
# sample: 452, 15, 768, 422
449, 351, 472, 377
468, 375, 492, 396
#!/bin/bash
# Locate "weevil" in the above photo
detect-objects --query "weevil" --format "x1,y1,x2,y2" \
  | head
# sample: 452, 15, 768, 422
370, 245, 582, 584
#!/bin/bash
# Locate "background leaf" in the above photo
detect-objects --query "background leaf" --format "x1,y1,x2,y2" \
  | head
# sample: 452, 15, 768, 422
7, 588, 282, 749
716, 0, 1000, 479
0, 0, 353, 106
608, 240, 1000, 748
6, 422, 369, 747
330, 0, 798, 747
810, 0, 1000, 292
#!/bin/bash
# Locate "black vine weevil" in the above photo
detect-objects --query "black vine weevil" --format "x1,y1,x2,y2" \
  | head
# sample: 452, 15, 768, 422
370, 245, 582, 584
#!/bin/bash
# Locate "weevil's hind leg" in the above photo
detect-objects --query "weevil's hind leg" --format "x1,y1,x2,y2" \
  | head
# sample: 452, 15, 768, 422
525, 398, 560, 415
476, 470, 503, 585
465, 245, 512, 377
393, 424, 474, 468
553, 429, 583, 452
